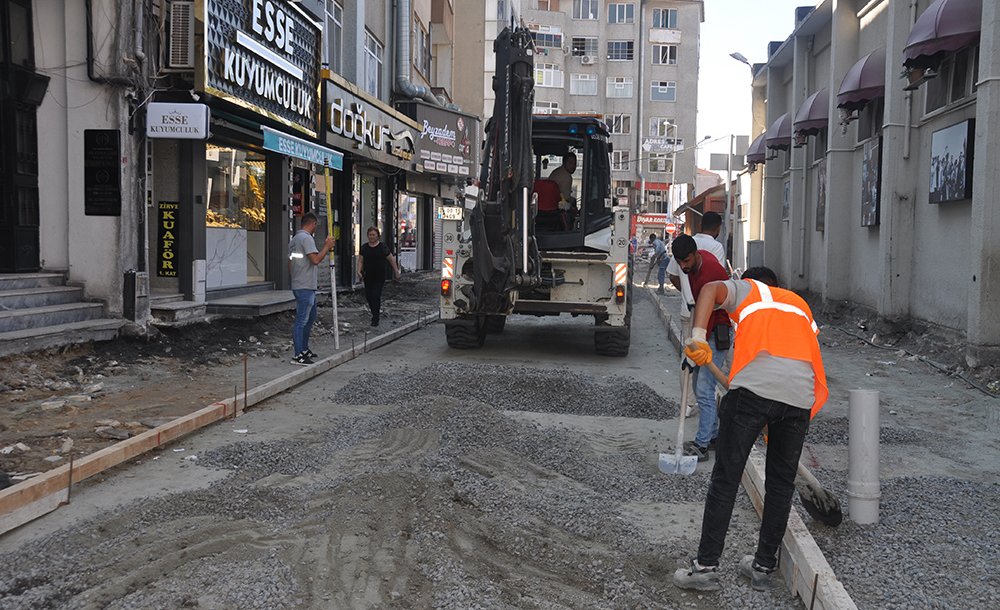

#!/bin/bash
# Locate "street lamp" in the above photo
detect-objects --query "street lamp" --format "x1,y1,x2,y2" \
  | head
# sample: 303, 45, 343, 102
729, 52, 751, 68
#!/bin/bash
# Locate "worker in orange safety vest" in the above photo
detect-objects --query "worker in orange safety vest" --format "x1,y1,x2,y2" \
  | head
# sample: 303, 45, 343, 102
673, 266, 827, 593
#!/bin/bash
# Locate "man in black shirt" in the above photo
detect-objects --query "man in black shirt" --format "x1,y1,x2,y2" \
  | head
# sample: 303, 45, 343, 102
357, 226, 401, 327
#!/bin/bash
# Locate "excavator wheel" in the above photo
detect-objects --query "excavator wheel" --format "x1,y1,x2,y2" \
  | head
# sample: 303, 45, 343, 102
484, 315, 507, 334
594, 326, 630, 357
445, 317, 487, 349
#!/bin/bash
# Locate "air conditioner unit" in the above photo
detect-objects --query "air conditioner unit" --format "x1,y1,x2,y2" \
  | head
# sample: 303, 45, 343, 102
580, 55, 595, 65
168, 1, 195, 70
615, 186, 628, 196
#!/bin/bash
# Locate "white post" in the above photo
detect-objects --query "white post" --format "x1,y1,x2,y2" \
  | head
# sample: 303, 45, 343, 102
848, 389, 881, 524
725, 134, 734, 266
669, 122, 678, 215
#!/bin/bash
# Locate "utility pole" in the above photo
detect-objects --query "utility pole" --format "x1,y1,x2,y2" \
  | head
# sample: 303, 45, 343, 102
669, 121, 678, 216
725, 134, 734, 264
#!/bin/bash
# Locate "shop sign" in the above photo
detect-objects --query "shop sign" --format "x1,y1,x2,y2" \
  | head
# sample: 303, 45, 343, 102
412, 103, 480, 178
635, 213, 669, 225
261, 126, 343, 169
641, 137, 683, 153
199, 0, 322, 135
146, 103, 210, 139
322, 78, 420, 171
84, 129, 121, 216
157, 202, 180, 277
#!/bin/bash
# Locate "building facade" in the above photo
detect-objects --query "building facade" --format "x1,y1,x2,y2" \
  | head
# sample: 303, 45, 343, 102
746, 0, 1000, 362
0, 0, 467, 349
521, 0, 703, 214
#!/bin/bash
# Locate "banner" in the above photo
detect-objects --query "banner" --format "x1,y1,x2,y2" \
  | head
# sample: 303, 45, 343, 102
157, 202, 180, 277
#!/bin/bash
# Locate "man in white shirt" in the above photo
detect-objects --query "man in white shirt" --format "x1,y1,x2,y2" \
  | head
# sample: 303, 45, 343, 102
667, 212, 727, 323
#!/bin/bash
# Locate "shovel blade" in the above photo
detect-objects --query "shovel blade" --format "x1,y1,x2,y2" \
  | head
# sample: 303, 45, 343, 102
659, 452, 698, 476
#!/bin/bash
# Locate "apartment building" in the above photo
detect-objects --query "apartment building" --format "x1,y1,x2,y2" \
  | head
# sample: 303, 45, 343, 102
522, 0, 704, 213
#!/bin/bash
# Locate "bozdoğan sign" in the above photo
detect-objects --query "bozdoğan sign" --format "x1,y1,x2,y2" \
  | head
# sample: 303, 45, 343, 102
199, 0, 322, 135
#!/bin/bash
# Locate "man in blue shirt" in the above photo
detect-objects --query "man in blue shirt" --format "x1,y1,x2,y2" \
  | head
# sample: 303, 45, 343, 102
643, 233, 670, 293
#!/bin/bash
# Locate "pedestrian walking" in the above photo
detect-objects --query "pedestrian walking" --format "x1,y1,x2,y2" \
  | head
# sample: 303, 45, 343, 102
670, 234, 731, 461
642, 233, 669, 292
672, 266, 828, 593
288, 213, 334, 366
357, 226, 401, 327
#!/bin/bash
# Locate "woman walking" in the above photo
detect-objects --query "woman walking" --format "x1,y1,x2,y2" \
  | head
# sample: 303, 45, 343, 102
357, 226, 401, 327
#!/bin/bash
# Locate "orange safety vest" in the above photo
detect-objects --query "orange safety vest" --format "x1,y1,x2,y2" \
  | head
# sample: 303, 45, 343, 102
728, 279, 829, 418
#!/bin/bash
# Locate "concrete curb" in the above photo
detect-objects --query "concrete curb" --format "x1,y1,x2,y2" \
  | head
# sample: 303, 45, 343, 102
641, 287, 857, 610
0, 313, 440, 536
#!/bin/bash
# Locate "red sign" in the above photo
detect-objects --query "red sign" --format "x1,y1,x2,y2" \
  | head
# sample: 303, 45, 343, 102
635, 213, 669, 225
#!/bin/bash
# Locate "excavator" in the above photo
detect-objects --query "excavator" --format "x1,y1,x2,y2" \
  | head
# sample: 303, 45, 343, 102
439, 24, 632, 356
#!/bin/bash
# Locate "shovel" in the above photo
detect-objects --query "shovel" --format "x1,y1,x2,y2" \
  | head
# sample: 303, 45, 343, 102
658, 363, 699, 476
703, 360, 843, 527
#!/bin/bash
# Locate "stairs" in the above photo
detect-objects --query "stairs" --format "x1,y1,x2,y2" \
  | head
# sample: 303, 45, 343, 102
149, 294, 208, 327
0, 273, 124, 357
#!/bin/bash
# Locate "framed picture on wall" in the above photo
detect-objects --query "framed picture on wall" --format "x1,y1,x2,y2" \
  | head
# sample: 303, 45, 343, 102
782, 180, 790, 221
861, 137, 881, 226
816, 159, 827, 232
929, 119, 975, 203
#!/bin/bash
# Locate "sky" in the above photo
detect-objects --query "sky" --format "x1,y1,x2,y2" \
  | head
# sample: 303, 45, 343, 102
695, 0, 814, 172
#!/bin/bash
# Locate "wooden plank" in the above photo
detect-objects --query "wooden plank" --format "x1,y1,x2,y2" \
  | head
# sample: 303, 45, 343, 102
742, 446, 858, 610
0, 313, 438, 535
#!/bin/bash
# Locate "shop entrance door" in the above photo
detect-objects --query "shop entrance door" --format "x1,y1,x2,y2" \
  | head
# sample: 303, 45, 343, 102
0, 0, 43, 272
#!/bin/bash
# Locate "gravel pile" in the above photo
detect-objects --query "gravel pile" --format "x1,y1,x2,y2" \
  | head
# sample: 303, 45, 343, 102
806, 416, 923, 445
333, 362, 679, 419
0, 395, 789, 609
806, 473, 999, 609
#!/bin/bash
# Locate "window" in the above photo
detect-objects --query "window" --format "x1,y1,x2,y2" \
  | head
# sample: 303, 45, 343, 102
604, 114, 631, 134
573, 0, 599, 20
364, 31, 384, 98
571, 36, 598, 56
534, 63, 564, 88
652, 44, 677, 65
570, 73, 598, 95
206, 145, 267, 285
531, 28, 563, 49
649, 153, 672, 173
326, 2, 343, 74
607, 76, 633, 98
651, 80, 677, 102
607, 41, 634, 61
612, 150, 630, 171
652, 7, 678, 28
812, 129, 828, 163
649, 117, 675, 136
414, 19, 431, 76
856, 97, 884, 143
533, 101, 560, 114
536, 0, 559, 9
497, 0, 507, 21
924, 46, 979, 114
608, 3, 634, 23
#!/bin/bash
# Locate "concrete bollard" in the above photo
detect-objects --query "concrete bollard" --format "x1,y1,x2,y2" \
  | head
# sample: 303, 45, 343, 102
847, 389, 881, 524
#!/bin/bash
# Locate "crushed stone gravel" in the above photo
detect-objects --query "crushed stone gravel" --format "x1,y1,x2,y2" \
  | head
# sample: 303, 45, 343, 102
806, 416, 923, 445
332, 362, 680, 420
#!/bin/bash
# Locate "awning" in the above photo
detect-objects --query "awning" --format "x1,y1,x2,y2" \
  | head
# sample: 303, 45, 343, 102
765, 113, 792, 151
903, 0, 983, 69
837, 48, 886, 111
261, 126, 344, 170
746, 133, 767, 165
793, 88, 829, 135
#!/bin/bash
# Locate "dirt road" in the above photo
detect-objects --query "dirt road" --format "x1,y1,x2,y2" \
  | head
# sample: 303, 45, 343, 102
0, 296, 800, 609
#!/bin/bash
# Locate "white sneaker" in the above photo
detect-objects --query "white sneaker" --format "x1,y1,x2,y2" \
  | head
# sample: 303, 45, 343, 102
686, 404, 698, 417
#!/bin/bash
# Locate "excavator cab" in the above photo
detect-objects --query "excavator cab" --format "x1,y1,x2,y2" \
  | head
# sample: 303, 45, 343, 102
531, 116, 614, 252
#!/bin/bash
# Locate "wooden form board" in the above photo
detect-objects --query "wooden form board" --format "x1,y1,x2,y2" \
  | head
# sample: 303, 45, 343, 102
0, 314, 439, 536
742, 446, 858, 610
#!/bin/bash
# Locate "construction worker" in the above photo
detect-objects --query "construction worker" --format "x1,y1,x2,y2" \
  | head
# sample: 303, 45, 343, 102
671, 234, 731, 461
672, 266, 828, 593
643, 233, 669, 292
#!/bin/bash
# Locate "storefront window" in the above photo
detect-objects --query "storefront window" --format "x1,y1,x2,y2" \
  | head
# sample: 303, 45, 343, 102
205, 144, 267, 287
399, 194, 418, 272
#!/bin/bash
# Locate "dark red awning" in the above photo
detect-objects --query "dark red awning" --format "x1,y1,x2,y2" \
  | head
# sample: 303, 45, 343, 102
765, 113, 792, 151
837, 48, 886, 111
746, 133, 767, 164
903, 0, 982, 69
793, 88, 829, 135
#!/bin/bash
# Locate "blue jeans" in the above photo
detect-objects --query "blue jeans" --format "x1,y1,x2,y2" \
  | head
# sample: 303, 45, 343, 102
697, 388, 810, 569
292, 288, 317, 355
657, 256, 670, 287
691, 334, 727, 447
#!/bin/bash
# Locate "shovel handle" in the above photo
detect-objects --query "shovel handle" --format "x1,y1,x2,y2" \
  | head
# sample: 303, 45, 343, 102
704, 360, 730, 389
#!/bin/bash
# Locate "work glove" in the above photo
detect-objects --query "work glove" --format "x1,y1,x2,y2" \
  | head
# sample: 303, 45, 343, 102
683, 328, 712, 367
